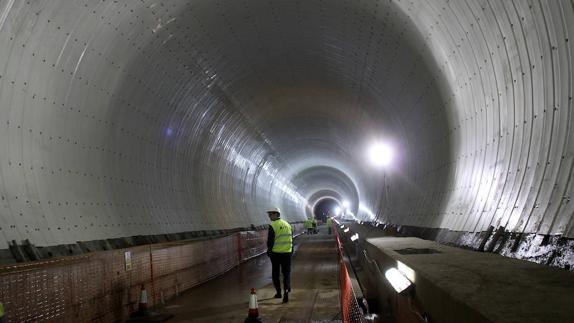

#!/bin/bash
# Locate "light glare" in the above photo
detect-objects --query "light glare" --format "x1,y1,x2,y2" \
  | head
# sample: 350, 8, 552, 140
350, 233, 359, 241
385, 268, 412, 293
369, 143, 394, 167
333, 206, 341, 216
397, 261, 416, 283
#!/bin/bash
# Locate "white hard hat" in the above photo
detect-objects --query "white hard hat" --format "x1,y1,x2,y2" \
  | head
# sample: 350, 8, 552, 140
266, 207, 281, 214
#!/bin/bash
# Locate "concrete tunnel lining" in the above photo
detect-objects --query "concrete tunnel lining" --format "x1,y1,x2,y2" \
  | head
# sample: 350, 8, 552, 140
0, 0, 572, 268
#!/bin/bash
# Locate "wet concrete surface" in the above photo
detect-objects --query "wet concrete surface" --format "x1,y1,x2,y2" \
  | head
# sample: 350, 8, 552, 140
160, 226, 341, 322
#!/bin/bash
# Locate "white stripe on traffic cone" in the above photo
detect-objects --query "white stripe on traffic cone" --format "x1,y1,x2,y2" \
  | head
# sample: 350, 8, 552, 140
244, 288, 262, 323
136, 285, 149, 316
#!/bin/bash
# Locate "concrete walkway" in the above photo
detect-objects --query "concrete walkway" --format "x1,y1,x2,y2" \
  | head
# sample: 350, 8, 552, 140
161, 226, 341, 322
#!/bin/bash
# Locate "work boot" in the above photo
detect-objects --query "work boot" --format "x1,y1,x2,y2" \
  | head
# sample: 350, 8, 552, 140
282, 291, 289, 303
274, 291, 282, 298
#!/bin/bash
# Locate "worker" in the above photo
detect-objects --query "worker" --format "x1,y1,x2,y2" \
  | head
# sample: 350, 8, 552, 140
0, 301, 4, 323
304, 218, 313, 234
312, 217, 318, 234
326, 217, 333, 234
266, 207, 293, 303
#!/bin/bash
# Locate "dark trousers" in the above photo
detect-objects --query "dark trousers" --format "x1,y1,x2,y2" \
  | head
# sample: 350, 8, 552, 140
269, 252, 292, 293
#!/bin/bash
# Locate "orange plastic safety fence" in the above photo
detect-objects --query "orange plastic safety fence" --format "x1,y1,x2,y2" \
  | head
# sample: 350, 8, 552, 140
334, 224, 365, 323
0, 224, 303, 323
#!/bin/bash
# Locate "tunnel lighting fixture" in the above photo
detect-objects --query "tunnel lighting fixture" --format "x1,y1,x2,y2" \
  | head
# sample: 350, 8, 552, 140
333, 206, 342, 216
342, 200, 350, 208
350, 233, 359, 241
385, 268, 413, 294
340, 225, 345, 228
369, 142, 394, 167
397, 261, 416, 283
343, 227, 350, 233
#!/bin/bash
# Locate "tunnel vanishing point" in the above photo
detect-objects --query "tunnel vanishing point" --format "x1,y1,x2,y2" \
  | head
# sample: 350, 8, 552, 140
1, 0, 574, 286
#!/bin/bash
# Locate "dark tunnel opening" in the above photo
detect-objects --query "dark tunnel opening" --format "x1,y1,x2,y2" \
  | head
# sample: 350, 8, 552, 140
313, 198, 340, 222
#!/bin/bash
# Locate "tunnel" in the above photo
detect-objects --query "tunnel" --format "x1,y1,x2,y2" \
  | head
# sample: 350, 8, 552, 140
313, 198, 340, 222
0, 0, 573, 322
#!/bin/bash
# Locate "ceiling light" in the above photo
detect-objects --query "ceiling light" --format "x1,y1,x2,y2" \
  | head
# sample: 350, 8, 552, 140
369, 142, 394, 167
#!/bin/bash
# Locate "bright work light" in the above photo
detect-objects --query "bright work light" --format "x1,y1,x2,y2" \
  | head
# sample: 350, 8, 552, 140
369, 142, 394, 167
385, 267, 413, 293
397, 261, 416, 283
350, 233, 359, 241
333, 206, 342, 216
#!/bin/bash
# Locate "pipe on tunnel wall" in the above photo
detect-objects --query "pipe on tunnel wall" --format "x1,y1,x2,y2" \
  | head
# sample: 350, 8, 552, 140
0, 0, 572, 268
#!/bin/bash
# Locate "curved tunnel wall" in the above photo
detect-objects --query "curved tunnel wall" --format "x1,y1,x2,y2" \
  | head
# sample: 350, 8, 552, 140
0, 0, 572, 260
389, 0, 574, 240
0, 0, 312, 249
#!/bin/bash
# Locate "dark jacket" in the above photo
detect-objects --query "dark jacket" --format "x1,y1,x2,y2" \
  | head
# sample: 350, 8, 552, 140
267, 224, 275, 253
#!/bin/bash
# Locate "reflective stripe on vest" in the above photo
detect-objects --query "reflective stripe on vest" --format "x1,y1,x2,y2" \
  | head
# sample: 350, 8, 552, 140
270, 219, 292, 253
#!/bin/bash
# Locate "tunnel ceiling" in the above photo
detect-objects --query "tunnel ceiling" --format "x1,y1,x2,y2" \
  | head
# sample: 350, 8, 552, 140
0, 0, 572, 249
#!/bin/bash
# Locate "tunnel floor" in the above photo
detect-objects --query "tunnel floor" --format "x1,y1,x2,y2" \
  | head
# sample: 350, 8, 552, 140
159, 226, 341, 322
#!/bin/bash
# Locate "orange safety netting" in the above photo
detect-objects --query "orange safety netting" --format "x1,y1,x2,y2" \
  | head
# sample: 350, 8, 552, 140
334, 224, 365, 323
0, 224, 303, 323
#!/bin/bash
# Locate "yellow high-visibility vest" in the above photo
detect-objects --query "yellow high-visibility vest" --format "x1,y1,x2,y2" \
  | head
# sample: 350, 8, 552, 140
304, 219, 312, 229
326, 218, 333, 225
0, 301, 4, 318
270, 219, 293, 253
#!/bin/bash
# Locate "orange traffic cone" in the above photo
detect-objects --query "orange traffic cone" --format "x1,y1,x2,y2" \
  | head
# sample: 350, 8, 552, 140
127, 285, 174, 322
244, 288, 262, 323
137, 285, 149, 316
131, 285, 150, 317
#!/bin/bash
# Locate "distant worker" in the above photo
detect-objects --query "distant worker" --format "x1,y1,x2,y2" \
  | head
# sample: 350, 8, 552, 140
305, 218, 313, 234
266, 207, 293, 303
326, 217, 333, 234
312, 217, 318, 234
